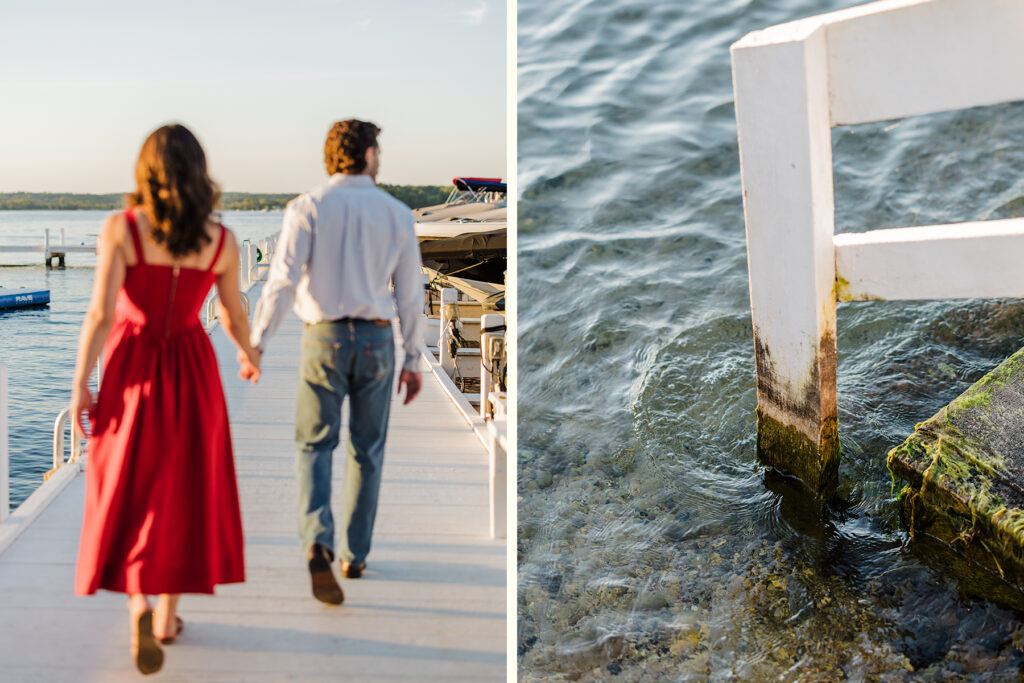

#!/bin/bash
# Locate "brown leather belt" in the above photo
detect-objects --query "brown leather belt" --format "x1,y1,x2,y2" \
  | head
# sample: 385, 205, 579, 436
321, 317, 391, 326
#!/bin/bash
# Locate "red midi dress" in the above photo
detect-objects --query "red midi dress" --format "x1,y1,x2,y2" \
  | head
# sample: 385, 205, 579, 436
75, 210, 245, 595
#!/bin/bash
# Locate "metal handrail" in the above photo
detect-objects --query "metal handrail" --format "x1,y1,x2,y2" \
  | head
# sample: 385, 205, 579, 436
248, 262, 270, 284
47, 408, 84, 480
206, 292, 251, 327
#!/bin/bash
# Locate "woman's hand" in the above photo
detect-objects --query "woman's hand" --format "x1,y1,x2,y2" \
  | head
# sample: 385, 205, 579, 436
71, 382, 94, 437
237, 348, 262, 384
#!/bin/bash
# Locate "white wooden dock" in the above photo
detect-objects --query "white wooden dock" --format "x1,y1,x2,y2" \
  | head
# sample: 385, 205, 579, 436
0, 227, 96, 268
0, 285, 506, 681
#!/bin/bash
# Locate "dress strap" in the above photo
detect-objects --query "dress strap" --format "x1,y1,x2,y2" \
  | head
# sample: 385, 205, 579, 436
125, 209, 145, 265
207, 225, 227, 272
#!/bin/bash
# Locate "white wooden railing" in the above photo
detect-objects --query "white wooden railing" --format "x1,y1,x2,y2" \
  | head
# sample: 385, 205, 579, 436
731, 0, 1024, 492
1, 366, 8, 524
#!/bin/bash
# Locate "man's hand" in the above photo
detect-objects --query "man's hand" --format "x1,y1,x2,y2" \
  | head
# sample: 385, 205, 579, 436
397, 369, 422, 405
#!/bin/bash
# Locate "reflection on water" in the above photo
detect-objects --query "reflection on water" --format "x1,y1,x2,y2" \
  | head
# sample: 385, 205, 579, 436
518, 0, 1024, 678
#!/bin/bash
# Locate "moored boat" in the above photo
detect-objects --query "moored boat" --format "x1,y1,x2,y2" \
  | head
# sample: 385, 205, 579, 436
415, 177, 507, 240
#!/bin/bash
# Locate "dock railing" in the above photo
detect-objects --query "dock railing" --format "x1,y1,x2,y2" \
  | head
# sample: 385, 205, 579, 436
432, 287, 507, 539
46, 410, 85, 481
1, 366, 8, 523
732, 0, 1024, 493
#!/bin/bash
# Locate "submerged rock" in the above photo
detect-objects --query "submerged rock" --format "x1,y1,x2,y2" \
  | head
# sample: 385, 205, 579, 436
888, 345, 1024, 589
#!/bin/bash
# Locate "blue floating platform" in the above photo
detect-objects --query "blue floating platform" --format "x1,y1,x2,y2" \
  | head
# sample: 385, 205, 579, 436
0, 288, 50, 310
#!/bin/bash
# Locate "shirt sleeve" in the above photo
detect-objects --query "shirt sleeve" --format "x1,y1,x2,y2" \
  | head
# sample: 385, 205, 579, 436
392, 212, 425, 370
250, 200, 313, 350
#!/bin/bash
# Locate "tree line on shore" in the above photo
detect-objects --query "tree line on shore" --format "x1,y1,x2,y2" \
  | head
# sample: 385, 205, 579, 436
0, 185, 450, 211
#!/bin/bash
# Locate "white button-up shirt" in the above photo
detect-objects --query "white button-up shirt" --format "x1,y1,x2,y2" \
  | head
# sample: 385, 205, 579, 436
250, 173, 424, 370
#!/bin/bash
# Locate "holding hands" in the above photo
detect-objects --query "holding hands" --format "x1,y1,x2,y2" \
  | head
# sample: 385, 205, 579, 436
238, 348, 262, 383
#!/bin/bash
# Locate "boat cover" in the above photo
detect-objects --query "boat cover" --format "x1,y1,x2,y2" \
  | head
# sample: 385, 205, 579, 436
418, 229, 506, 261
453, 177, 506, 193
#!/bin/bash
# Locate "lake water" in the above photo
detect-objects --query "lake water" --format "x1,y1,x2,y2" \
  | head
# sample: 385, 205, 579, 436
0, 210, 285, 509
518, 0, 1024, 680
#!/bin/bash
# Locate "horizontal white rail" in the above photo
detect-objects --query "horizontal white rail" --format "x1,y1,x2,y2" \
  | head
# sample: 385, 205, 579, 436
835, 219, 1024, 301
733, 0, 1024, 126
0, 246, 95, 254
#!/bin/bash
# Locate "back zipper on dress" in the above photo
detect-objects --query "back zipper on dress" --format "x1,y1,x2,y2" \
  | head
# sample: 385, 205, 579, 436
164, 265, 180, 339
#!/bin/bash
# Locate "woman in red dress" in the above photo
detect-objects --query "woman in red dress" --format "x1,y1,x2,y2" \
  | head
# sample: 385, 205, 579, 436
70, 124, 261, 674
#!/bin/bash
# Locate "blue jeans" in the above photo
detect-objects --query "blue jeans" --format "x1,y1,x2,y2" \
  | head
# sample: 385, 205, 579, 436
294, 319, 395, 564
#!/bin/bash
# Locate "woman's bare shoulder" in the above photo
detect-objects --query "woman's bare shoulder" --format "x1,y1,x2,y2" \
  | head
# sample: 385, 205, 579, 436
210, 222, 237, 273
100, 211, 129, 253
101, 210, 126, 235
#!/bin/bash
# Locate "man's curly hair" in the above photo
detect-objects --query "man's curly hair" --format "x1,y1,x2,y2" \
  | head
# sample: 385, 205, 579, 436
324, 119, 381, 175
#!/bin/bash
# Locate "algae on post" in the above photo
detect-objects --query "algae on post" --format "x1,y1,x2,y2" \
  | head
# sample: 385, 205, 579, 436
757, 408, 839, 497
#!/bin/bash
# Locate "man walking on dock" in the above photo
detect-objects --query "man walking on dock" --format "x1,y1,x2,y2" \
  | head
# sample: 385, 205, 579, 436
247, 119, 424, 605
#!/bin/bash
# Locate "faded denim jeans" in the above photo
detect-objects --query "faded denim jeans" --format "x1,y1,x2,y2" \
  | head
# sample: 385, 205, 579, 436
294, 319, 395, 564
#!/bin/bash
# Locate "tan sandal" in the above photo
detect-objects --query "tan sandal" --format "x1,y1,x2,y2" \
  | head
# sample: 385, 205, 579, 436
133, 610, 164, 675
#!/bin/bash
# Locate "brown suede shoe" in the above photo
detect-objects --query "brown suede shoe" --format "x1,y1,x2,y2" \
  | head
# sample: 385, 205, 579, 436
341, 561, 366, 579
307, 544, 344, 605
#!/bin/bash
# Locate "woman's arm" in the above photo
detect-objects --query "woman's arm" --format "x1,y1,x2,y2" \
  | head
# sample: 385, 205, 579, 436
214, 229, 260, 379
71, 214, 127, 433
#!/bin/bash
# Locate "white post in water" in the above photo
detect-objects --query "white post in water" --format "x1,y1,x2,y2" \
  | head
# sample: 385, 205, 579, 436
439, 288, 458, 377
43, 228, 50, 267
732, 0, 1024, 495
0, 366, 8, 523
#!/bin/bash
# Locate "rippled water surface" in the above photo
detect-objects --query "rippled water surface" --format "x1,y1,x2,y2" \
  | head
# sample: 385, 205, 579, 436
0, 211, 285, 508
518, 0, 1024, 679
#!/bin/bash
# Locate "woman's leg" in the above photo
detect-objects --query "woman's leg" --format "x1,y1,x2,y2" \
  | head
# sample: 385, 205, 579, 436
153, 593, 181, 640
128, 593, 151, 623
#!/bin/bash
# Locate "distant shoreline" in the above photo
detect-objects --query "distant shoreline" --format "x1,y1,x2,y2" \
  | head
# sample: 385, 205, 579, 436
0, 185, 449, 211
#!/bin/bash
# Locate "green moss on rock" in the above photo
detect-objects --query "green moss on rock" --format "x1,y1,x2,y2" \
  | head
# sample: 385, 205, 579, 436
888, 345, 1024, 588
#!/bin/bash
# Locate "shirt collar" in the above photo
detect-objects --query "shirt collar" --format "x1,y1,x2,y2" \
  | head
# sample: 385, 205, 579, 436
328, 173, 375, 187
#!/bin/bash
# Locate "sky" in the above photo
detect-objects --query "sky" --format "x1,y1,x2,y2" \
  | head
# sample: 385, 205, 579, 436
0, 0, 506, 193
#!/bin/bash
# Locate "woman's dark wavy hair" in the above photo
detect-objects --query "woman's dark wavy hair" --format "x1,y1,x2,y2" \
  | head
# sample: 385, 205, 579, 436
324, 119, 381, 175
127, 124, 221, 257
